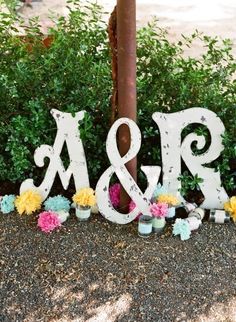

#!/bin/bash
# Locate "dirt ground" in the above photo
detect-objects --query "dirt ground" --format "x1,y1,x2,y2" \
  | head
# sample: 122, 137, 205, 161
16, 0, 236, 56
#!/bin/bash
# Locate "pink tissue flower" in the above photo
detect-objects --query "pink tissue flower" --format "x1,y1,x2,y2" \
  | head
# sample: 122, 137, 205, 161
109, 184, 141, 220
38, 211, 61, 233
129, 200, 136, 212
150, 202, 168, 218
129, 200, 142, 221
109, 183, 121, 208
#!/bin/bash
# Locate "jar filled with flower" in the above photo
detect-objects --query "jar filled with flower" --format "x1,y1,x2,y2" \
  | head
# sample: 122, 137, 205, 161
157, 194, 179, 222
150, 202, 168, 234
72, 188, 96, 221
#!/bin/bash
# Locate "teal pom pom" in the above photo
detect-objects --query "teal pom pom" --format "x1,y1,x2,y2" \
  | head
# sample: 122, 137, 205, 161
152, 183, 167, 200
44, 195, 70, 212
173, 218, 191, 241
1, 195, 16, 214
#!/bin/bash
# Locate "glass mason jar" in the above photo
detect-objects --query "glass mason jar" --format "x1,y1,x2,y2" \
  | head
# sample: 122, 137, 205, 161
182, 202, 198, 214
75, 205, 91, 221
209, 209, 230, 224
138, 215, 153, 238
152, 217, 166, 234
56, 210, 70, 223
165, 206, 176, 223
188, 208, 205, 221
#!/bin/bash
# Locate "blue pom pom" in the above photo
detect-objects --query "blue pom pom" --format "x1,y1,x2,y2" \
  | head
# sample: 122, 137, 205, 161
1, 195, 16, 214
152, 183, 167, 201
44, 195, 70, 212
173, 218, 191, 241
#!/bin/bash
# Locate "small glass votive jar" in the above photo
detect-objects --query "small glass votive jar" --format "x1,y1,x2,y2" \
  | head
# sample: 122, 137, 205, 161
165, 207, 176, 223
183, 202, 198, 214
188, 208, 205, 221
138, 215, 153, 238
209, 209, 231, 224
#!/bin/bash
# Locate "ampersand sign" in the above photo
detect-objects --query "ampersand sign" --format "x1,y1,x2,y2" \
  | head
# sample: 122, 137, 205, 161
96, 118, 161, 224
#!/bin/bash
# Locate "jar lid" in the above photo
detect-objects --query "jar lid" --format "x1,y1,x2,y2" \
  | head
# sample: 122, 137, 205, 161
139, 215, 153, 222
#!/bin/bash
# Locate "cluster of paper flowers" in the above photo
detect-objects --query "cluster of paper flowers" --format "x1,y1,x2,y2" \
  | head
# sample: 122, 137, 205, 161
150, 202, 168, 218
15, 190, 42, 215
0, 188, 98, 233
72, 188, 96, 208
38, 211, 62, 233
0, 183, 235, 240
109, 183, 145, 220
108, 183, 147, 217
44, 195, 71, 212
157, 194, 179, 207
0, 194, 16, 214
173, 218, 191, 241
109, 183, 121, 208
0, 190, 73, 234
0, 191, 42, 215
38, 195, 71, 232
108, 182, 180, 216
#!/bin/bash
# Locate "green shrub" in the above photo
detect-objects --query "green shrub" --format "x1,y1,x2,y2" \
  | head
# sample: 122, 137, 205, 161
0, 1, 235, 196
0, 2, 112, 184
137, 23, 236, 194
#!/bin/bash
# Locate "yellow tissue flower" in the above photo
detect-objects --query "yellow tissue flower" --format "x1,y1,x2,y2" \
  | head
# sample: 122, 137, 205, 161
157, 194, 179, 206
15, 190, 42, 215
73, 188, 96, 208
224, 196, 236, 222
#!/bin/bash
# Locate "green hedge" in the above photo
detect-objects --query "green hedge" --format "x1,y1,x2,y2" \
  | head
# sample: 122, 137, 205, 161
0, 1, 235, 195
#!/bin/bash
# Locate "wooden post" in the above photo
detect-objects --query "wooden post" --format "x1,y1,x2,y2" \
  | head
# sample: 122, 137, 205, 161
117, 0, 137, 212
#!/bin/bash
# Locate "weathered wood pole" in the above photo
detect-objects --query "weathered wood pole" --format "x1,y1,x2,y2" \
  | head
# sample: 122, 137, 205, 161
117, 0, 137, 211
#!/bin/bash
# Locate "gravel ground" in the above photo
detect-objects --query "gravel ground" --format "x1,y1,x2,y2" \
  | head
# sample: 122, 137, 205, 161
0, 212, 236, 322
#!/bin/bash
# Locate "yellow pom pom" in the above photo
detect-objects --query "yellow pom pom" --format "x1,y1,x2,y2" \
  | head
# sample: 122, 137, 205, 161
224, 196, 236, 222
157, 194, 179, 206
72, 188, 96, 208
15, 190, 42, 215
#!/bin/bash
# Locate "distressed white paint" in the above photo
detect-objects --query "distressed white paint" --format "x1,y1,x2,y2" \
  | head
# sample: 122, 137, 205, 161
20, 109, 89, 201
152, 107, 228, 209
96, 118, 161, 224
19, 107, 229, 216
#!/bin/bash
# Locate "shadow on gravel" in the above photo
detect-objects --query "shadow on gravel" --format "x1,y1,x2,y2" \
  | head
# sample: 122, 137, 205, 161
0, 213, 236, 321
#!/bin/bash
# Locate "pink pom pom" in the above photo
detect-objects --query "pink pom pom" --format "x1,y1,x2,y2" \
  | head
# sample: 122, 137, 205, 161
38, 211, 61, 233
150, 202, 168, 218
129, 200, 136, 212
109, 183, 121, 208
129, 200, 142, 221
108, 184, 142, 221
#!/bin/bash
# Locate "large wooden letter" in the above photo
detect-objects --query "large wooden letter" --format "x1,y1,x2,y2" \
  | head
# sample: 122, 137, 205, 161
152, 108, 228, 209
20, 109, 89, 201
